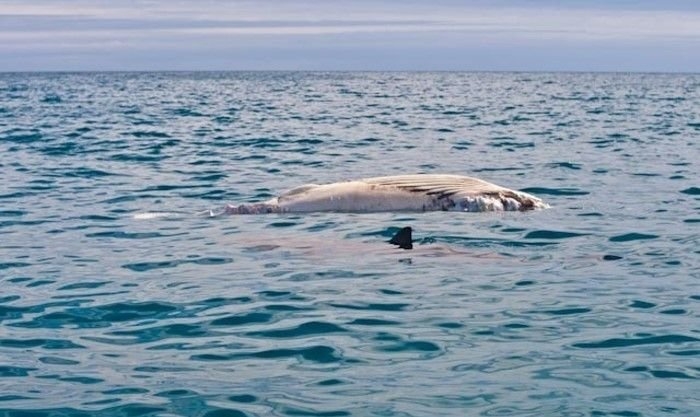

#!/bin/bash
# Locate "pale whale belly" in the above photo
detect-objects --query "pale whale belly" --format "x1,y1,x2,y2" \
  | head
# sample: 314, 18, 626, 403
221, 174, 548, 214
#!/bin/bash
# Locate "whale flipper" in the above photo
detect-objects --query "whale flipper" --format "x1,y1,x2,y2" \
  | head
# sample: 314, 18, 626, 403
389, 227, 413, 250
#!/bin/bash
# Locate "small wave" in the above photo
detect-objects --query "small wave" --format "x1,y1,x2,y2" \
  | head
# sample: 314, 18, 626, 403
0, 130, 43, 143
85, 231, 179, 239
524, 230, 588, 240
625, 366, 696, 380
246, 321, 348, 338
191, 345, 342, 363
520, 187, 589, 196
40, 94, 62, 104
609, 233, 658, 242
573, 334, 698, 349
122, 256, 233, 272
546, 162, 582, 170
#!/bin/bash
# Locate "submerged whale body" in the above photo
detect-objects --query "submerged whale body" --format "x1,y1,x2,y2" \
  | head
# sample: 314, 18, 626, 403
221, 174, 548, 214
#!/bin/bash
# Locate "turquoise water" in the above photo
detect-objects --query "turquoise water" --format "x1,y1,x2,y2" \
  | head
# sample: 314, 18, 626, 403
0, 72, 699, 416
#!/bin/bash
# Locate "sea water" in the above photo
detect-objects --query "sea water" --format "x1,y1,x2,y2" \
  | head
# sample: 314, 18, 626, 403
0, 72, 698, 416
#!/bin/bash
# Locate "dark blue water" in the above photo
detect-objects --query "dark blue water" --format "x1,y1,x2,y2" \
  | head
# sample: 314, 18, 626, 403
1, 72, 699, 417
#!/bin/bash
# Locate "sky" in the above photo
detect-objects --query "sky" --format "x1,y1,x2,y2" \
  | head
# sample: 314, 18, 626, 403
1, 0, 700, 72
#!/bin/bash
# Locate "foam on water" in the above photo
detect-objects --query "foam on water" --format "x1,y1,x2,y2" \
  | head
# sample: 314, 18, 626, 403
132, 212, 183, 220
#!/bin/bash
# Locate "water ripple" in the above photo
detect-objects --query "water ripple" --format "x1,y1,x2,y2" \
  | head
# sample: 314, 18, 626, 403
1, 71, 699, 416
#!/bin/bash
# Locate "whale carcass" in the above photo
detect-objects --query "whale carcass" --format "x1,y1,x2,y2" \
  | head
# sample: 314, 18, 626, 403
219, 174, 548, 214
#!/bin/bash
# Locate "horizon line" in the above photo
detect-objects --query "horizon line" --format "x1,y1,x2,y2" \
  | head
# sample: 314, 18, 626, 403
2, 69, 699, 75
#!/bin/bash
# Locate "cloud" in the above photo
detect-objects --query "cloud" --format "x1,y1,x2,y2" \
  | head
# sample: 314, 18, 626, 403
1, 0, 699, 71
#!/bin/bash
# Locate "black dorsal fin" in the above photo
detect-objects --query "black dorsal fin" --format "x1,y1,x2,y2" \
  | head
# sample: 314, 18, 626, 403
389, 227, 413, 250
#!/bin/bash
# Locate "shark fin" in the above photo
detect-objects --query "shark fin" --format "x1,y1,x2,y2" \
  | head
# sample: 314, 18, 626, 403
389, 227, 413, 250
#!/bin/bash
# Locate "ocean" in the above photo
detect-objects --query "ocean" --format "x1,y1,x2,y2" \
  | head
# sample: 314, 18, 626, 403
0, 72, 698, 416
